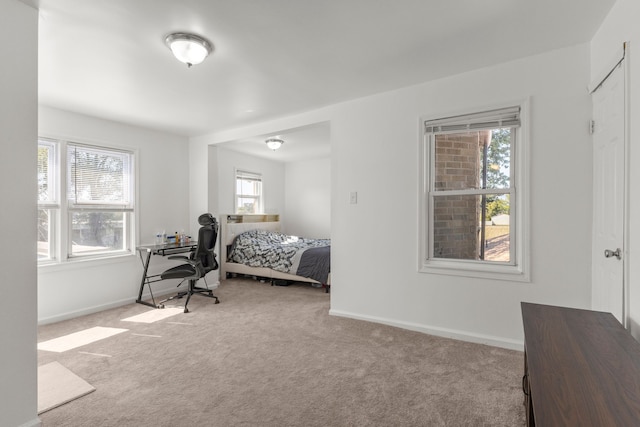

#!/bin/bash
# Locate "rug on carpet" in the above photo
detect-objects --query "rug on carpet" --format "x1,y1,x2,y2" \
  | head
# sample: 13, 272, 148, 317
38, 361, 95, 414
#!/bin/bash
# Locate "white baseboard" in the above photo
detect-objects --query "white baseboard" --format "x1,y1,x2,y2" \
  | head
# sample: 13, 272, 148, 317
328, 308, 524, 351
39, 298, 130, 325
38, 279, 220, 325
18, 417, 41, 427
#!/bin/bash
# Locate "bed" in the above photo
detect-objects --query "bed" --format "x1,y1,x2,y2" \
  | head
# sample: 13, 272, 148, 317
220, 214, 331, 292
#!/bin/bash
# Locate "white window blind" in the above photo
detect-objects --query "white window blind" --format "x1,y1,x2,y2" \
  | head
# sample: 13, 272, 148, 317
38, 139, 58, 205
424, 106, 521, 134
68, 144, 133, 209
236, 170, 262, 183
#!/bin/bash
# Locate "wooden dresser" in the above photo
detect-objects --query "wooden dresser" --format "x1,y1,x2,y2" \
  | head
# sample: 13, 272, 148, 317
521, 302, 640, 426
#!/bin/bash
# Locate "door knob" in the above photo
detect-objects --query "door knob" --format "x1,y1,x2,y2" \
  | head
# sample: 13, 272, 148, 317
604, 248, 622, 260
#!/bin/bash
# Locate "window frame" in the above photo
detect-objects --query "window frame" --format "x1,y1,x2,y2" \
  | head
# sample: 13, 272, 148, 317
37, 139, 60, 262
37, 137, 137, 265
234, 168, 263, 214
418, 101, 530, 281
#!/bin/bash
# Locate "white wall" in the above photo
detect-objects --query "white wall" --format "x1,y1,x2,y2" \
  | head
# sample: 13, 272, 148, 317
189, 137, 210, 236
37, 107, 192, 324
194, 43, 594, 349
203, 146, 330, 238
214, 146, 286, 219
190, 110, 333, 237
330, 44, 593, 349
0, 2, 39, 426
284, 157, 331, 238
591, 0, 640, 339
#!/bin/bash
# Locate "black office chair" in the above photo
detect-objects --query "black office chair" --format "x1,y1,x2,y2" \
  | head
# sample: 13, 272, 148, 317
159, 213, 220, 313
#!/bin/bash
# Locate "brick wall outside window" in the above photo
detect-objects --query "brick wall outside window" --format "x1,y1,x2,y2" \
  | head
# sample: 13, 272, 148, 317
433, 131, 490, 259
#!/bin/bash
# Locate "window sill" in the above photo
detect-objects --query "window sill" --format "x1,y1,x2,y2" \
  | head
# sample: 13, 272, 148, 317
420, 259, 530, 282
38, 252, 136, 273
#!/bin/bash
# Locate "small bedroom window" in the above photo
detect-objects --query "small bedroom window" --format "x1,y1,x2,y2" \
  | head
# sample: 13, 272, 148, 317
235, 169, 263, 214
419, 104, 529, 281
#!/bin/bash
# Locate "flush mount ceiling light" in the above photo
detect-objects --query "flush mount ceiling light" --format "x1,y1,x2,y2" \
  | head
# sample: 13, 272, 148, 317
265, 138, 284, 151
164, 32, 213, 67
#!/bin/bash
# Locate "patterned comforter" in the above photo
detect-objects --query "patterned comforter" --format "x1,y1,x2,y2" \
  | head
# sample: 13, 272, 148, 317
228, 229, 330, 283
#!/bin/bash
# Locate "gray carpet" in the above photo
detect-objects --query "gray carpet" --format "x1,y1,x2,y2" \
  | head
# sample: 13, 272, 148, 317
37, 278, 526, 426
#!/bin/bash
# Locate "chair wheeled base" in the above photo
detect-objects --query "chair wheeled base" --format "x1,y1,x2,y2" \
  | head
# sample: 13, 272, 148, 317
159, 278, 220, 313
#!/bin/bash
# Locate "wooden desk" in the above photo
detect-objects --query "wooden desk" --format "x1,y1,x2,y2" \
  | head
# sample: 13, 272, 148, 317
521, 302, 640, 426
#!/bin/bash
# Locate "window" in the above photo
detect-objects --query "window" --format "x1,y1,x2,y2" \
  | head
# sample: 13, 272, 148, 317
235, 169, 262, 214
67, 144, 134, 256
37, 140, 59, 261
37, 138, 135, 263
419, 105, 529, 280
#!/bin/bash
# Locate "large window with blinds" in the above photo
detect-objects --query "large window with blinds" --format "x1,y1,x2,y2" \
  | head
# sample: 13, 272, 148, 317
38, 138, 136, 263
418, 104, 529, 280
235, 169, 263, 214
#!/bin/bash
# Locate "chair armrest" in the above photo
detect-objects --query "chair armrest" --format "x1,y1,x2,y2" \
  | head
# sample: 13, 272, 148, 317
167, 255, 189, 261
175, 258, 200, 268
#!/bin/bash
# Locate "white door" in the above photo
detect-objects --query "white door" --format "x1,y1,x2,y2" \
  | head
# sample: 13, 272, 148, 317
591, 61, 625, 323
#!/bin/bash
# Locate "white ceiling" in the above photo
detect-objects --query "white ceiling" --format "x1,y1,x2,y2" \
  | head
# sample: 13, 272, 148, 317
216, 121, 331, 163
38, 0, 615, 161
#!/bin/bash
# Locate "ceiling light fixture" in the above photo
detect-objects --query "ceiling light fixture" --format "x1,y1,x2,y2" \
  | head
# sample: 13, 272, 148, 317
164, 32, 213, 68
265, 138, 284, 151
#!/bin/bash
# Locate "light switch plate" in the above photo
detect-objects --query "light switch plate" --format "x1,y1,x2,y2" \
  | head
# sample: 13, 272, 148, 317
350, 191, 358, 204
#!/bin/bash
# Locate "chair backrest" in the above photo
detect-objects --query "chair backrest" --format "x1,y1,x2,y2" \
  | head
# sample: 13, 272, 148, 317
192, 213, 219, 275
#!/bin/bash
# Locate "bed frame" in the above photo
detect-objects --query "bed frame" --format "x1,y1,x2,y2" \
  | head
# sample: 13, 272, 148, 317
220, 214, 330, 291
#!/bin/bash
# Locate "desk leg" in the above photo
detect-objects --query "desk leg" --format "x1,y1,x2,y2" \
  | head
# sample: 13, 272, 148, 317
136, 249, 160, 308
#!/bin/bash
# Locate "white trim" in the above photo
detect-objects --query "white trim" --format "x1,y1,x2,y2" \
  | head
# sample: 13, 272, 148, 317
623, 44, 631, 328
38, 293, 152, 325
589, 42, 627, 94
430, 188, 512, 197
37, 252, 135, 272
420, 258, 528, 281
36, 277, 212, 325
17, 418, 41, 427
328, 308, 523, 351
